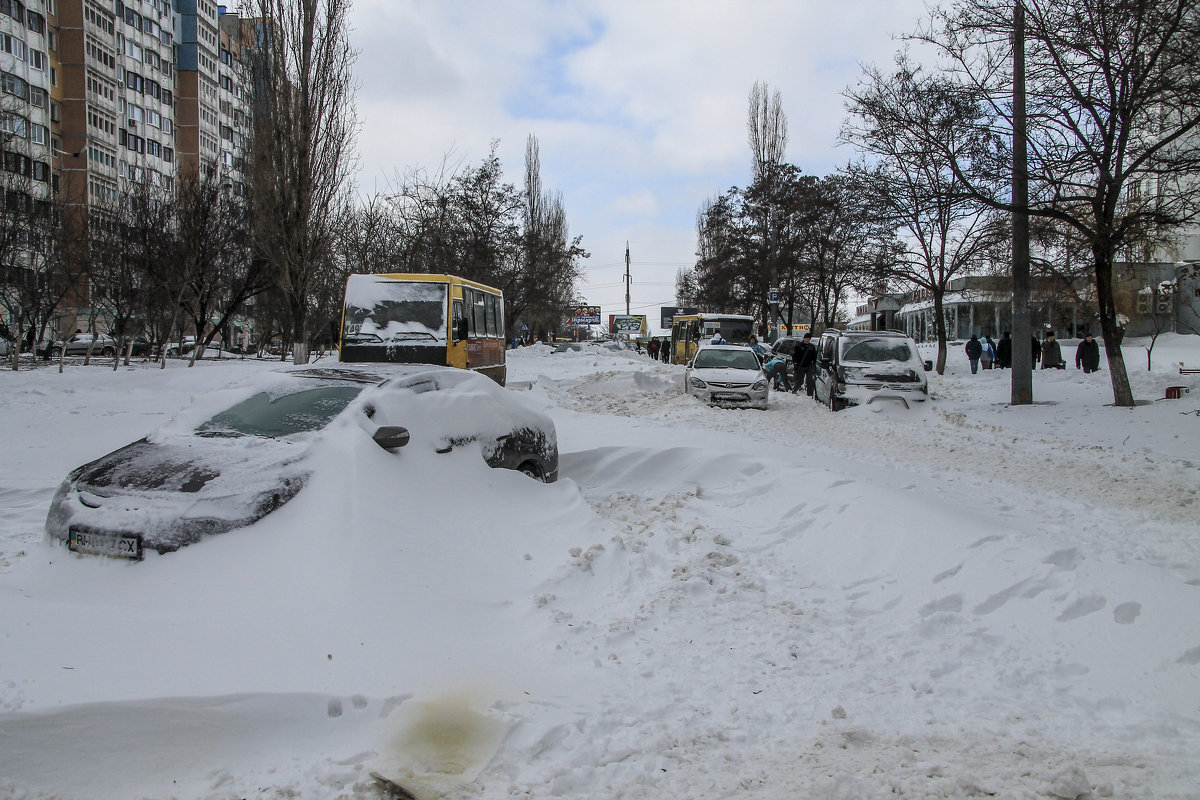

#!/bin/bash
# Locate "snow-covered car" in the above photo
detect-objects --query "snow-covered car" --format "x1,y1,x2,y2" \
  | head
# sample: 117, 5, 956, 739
684, 344, 770, 409
813, 329, 929, 410
45, 364, 558, 559
165, 336, 222, 357
50, 332, 118, 358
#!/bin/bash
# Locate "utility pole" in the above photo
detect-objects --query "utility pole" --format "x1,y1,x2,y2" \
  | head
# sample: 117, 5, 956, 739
624, 242, 631, 315
1011, 0, 1033, 405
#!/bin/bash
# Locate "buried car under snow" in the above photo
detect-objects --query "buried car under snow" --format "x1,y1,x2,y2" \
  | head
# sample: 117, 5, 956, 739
45, 365, 558, 559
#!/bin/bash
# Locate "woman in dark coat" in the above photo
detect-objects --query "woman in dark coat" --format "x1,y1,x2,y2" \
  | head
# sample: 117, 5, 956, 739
1075, 334, 1101, 373
995, 332, 1012, 368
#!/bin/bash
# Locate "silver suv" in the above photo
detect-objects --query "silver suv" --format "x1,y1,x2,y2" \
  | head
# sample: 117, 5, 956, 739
814, 329, 929, 410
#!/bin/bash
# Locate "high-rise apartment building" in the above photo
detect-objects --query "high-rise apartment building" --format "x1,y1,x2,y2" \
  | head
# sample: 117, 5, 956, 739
49, 0, 178, 209
1, 0, 54, 205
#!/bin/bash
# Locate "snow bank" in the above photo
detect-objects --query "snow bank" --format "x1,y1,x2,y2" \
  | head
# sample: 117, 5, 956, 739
0, 338, 1197, 799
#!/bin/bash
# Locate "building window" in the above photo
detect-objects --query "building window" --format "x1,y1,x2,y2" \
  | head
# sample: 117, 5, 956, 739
1, 71, 30, 101
0, 33, 27, 61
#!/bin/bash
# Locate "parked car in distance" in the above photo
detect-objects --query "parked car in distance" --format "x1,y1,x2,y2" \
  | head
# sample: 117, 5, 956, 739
684, 344, 770, 409
45, 364, 559, 560
51, 333, 118, 358
813, 329, 930, 411
165, 337, 222, 357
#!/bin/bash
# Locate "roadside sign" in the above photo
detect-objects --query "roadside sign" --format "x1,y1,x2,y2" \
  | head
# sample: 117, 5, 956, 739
572, 306, 601, 325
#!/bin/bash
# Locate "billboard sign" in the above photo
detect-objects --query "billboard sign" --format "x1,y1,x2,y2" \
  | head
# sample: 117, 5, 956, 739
609, 315, 647, 334
660, 306, 698, 329
572, 305, 601, 325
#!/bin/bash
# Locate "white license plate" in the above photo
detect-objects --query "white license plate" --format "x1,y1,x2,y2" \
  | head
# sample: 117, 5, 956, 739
713, 392, 747, 401
68, 529, 143, 560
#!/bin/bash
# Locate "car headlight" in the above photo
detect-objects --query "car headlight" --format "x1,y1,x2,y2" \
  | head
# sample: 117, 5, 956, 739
840, 366, 865, 382
752, 379, 767, 391
689, 377, 708, 389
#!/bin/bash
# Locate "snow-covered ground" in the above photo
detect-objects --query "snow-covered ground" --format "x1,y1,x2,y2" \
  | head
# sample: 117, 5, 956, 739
0, 335, 1197, 800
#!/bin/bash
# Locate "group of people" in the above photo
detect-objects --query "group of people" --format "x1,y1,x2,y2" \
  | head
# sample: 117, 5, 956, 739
748, 333, 818, 396
965, 331, 1101, 373
644, 337, 671, 362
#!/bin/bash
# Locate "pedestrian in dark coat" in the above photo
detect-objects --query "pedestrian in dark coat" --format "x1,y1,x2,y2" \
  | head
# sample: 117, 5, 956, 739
794, 333, 818, 396
647, 338, 660, 360
1040, 331, 1065, 369
965, 334, 983, 374
1032, 335, 1041, 367
1075, 333, 1101, 373
996, 332, 1012, 368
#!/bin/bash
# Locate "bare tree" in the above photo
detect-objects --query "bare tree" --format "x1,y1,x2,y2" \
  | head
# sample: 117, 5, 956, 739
516, 135, 587, 337
748, 81, 788, 185
246, 0, 360, 364
903, 0, 1200, 406
844, 61, 1005, 372
746, 82, 790, 331
1, 93, 70, 369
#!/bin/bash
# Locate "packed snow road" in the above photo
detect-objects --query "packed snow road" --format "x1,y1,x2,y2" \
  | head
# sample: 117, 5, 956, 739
0, 340, 1197, 799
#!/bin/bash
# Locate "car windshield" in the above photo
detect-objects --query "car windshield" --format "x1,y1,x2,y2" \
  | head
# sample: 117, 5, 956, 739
840, 338, 914, 363
694, 348, 760, 370
195, 386, 365, 438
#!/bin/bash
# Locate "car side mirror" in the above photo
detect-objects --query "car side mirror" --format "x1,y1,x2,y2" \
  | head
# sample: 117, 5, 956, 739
372, 426, 410, 450
924, 360, 933, 372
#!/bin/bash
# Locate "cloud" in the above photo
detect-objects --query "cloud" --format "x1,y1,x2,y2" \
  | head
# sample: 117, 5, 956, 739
348, 0, 929, 315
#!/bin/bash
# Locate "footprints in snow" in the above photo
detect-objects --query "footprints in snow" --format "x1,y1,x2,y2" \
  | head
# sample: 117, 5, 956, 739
927, 545, 1148, 627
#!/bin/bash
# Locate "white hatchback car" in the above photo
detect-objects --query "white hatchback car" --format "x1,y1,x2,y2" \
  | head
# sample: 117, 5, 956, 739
684, 344, 769, 409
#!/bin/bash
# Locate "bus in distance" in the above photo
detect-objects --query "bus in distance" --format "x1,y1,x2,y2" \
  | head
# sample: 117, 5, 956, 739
339, 273, 506, 385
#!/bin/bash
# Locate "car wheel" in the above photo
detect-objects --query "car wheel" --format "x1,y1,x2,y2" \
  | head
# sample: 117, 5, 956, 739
518, 462, 546, 482
52, 346, 63, 359
101, 346, 116, 357
828, 387, 839, 412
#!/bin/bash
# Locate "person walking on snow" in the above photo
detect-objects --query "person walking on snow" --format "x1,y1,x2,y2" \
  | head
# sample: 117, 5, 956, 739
1075, 333, 1101, 373
1041, 331, 1065, 369
995, 332, 1012, 368
965, 334, 983, 374
980, 335, 996, 369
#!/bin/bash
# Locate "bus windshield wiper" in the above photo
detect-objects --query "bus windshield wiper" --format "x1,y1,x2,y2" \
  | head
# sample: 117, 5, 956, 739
387, 332, 441, 341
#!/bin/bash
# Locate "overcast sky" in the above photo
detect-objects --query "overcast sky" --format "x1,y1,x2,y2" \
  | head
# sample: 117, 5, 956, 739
346, 0, 931, 331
